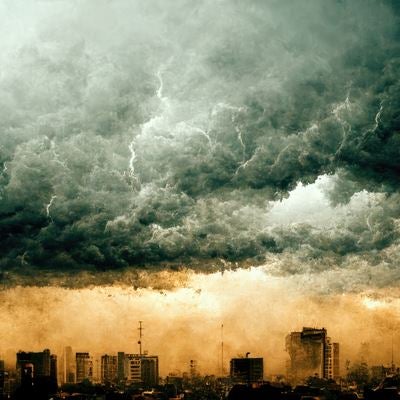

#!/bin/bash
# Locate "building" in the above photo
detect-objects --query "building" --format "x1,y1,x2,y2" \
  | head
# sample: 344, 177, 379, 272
101, 355, 118, 384
16, 349, 58, 396
117, 352, 125, 385
141, 356, 159, 387
117, 353, 159, 387
230, 357, 263, 384
16, 349, 57, 384
286, 327, 340, 384
125, 354, 142, 384
332, 342, 340, 381
63, 346, 75, 384
75, 353, 93, 383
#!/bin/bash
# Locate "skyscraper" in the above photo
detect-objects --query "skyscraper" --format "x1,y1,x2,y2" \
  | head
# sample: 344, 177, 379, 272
101, 354, 118, 384
75, 353, 93, 383
141, 356, 159, 387
63, 346, 75, 384
16, 349, 58, 395
16, 349, 57, 385
285, 327, 340, 384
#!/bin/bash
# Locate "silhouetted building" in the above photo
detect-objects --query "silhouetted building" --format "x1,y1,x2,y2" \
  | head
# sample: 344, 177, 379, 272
15, 349, 58, 399
117, 352, 125, 385
101, 354, 118, 384
230, 357, 263, 384
286, 327, 340, 384
332, 342, 340, 381
16, 349, 51, 378
75, 352, 93, 383
16, 349, 57, 383
63, 346, 75, 384
141, 356, 159, 387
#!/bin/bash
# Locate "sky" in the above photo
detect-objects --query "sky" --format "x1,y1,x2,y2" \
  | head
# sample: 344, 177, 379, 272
0, 0, 400, 377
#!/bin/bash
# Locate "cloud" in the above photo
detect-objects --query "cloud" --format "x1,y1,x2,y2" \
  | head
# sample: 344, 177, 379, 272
0, 0, 399, 282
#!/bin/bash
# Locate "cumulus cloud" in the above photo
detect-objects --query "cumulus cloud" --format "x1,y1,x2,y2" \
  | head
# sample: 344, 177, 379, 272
0, 0, 399, 282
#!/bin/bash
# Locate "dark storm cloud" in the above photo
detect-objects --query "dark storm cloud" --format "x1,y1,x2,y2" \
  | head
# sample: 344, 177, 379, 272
0, 0, 399, 277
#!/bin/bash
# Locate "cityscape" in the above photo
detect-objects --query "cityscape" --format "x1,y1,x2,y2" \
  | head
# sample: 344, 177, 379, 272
1, 324, 399, 399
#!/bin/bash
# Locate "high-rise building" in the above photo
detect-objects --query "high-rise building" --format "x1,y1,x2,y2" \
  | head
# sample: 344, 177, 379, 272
117, 353, 159, 387
125, 354, 142, 385
333, 342, 340, 381
141, 356, 159, 387
50, 355, 57, 384
101, 355, 118, 384
117, 352, 125, 385
16, 349, 58, 394
75, 353, 93, 383
16, 349, 57, 384
230, 357, 264, 384
63, 346, 75, 384
16, 349, 51, 378
285, 327, 340, 384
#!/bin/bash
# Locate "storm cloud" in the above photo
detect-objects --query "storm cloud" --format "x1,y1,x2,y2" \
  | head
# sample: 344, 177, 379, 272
1, 0, 399, 281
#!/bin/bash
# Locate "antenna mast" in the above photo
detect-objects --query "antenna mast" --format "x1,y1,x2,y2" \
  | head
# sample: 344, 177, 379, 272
138, 321, 143, 357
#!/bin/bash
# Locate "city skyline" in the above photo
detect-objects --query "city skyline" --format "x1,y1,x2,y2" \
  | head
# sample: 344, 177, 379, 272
1, 317, 398, 379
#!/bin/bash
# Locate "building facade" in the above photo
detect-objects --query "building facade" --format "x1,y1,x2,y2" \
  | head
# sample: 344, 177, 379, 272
75, 352, 93, 383
16, 349, 57, 385
116, 353, 159, 387
101, 354, 118, 384
141, 356, 159, 387
230, 357, 264, 384
63, 346, 75, 384
286, 327, 340, 384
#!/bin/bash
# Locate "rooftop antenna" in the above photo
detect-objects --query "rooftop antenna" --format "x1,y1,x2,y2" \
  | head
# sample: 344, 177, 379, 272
138, 321, 143, 357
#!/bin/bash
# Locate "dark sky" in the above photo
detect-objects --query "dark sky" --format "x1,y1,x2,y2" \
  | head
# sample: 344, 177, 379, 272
0, 0, 399, 288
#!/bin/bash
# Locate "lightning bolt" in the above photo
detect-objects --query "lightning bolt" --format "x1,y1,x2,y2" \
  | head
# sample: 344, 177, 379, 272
211, 103, 249, 174
332, 93, 351, 157
359, 99, 385, 147
156, 68, 164, 100
372, 102, 384, 133
128, 141, 136, 177
45, 195, 57, 219
127, 61, 173, 180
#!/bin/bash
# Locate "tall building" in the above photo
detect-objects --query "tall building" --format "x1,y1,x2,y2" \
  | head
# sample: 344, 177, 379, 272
16, 349, 58, 395
125, 354, 141, 384
285, 327, 340, 384
117, 353, 159, 387
63, 346, 75, 384
101, 355, 118, 384
75, 353, 93, 383
16, 349, 57, 384
141, 356, 159, 387
230, 357, 264, 384
117, 352, 125, 384
16, 349, 51, 377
